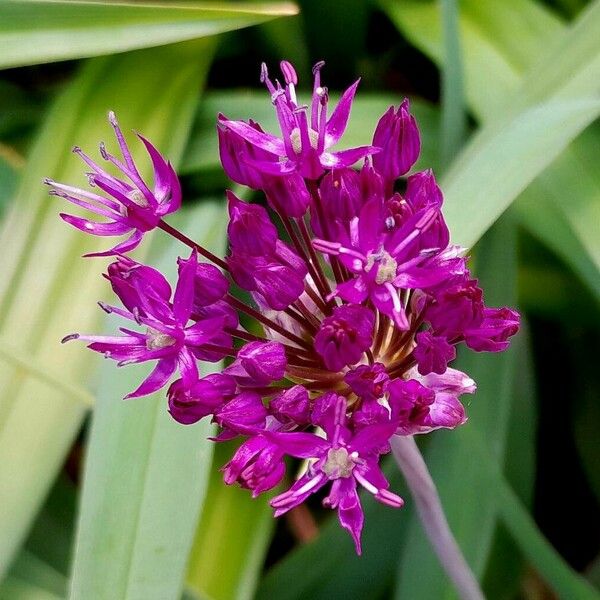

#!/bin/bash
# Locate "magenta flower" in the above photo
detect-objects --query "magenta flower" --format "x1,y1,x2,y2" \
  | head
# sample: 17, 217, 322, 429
269, 396, 403, 553
218, 61, 377, 181
54, 59, 520, 554
45, 111, 180, 256
63, 251, 228, 398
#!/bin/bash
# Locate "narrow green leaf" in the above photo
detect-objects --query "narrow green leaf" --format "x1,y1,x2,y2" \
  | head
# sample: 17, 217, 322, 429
393, 216, 518, 599
380, 0, 600, 297
3, 551, 67, 598
440, 0, 467, 168
181, 91, 441, 175
70, 202, 227, 600
0, 40, 213, 578
442, 97, 600, 249
514, 181, 600, 301
467, 429, 600, 600
0, 0, 298, 69
0, 577, 62, 600
186, 442, 275, 600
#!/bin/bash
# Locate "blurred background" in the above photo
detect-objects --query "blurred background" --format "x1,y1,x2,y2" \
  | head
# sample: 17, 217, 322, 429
0, 1, 599, 599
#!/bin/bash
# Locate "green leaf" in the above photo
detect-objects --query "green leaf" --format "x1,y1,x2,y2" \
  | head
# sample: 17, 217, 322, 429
514, 179, 600, 302
471, 430, 600, 600
0, 0, 298, 69
0, 577, 62, 600
440, 0, 467, 168
185, 442, 275, 600
380, 0, 600, 297
393, 216, 518, 599
181, 91, 441, 175
0, 40, 213, 579
70, 202, 227, 600
441, 96, 600, 249
3, 551, 67, 598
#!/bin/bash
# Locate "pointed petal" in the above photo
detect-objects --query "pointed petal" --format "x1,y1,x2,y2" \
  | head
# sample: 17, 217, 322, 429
125, 356, 177, 399
221, 119, 286, 155
263, 430, 329, 458
84, 229, 143, 258
325, 79, 360, 147
321, 146, 379, 169
243, 155, 297, 176
336, 478, 364, 555
173, 251, 196, 323
60, 213, 129, 236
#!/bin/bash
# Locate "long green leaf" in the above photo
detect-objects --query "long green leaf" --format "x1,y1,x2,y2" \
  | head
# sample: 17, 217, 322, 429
2, 551, 67, 598
380, 0, 600, 297
393, 216, 518, 599
441, 96, 599, 249
0, 0, 298, 69
0, 40, 212, 579
70, 202, 227, 600
382, 0, 600, 251
186, 442, 275, 600
440, 0, 467, 168
466, 427, 599, 600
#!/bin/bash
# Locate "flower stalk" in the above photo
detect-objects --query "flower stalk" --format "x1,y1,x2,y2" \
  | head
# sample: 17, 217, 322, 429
391, 435, 484, 600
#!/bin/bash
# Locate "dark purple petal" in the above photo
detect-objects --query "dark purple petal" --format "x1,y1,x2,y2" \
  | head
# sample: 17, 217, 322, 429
413, 331, 456, 375
238, 341, 287, 384
314, 304, 375, 371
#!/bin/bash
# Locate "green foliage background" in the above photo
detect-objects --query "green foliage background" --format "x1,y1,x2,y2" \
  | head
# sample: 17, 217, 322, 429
0, 1, 598, 598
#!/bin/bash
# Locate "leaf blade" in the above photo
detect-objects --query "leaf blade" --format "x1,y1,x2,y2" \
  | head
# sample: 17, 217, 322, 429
0, 0, 298, 69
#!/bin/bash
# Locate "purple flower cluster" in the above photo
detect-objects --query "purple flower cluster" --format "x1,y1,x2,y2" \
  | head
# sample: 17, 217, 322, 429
51, 61, 519, 554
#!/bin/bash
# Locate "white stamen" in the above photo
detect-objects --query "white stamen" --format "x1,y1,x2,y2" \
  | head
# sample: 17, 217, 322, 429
146, 327, 176, 350
128, 189, 149, 207
322, 447, 355, 479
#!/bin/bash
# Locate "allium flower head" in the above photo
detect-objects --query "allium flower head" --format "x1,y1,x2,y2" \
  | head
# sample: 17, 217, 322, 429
56, 60, 519, 554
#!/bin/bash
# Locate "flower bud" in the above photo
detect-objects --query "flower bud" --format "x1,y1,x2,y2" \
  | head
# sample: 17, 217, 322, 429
314, 305, 374, 371
263, 172, 310, 218
238, 341, 287, 384
372, 99, 420, 183
271, 385, 311, 424
319, 168, 362, 221
227, 190, 277, 255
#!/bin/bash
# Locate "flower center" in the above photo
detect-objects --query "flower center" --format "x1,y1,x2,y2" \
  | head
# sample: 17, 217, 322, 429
290, 127, 319, 154
145, 327, 176, 350
365, 250, 398, 285
322, 447, 356, 479
128, 188, 149, 208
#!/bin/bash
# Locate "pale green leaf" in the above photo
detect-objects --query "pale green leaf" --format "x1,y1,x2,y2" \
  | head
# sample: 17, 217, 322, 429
442, 97, 600, 249
0, 40, 213, 578
380, 0, 600, 296
440, 0, 467, 168
70, 202, 227, 600
0, 0, 298, 69
186, 443, 275, 600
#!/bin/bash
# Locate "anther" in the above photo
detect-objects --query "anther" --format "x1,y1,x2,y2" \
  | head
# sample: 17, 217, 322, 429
97, 301, 112, 314
312, 60, 326, 75
260, 62, 269, 83
61, 333, 80, 344
280, 60, 298, 85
